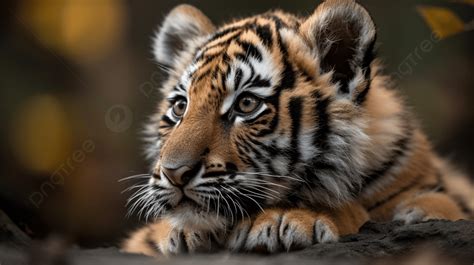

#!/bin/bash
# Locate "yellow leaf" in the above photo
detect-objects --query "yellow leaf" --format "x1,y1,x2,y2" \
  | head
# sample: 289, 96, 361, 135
417, 6, 465, 39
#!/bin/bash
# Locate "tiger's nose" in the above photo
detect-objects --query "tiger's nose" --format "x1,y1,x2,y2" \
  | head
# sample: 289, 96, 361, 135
161, 165, 194, 187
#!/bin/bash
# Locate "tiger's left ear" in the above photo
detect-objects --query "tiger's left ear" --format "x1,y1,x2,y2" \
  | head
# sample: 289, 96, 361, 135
153, 5, 215, 69
300, 0, 376, 102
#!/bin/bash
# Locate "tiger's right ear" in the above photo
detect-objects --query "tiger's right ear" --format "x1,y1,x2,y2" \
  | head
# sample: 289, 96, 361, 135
300, 0, 376, 101
153, 5, 215, 68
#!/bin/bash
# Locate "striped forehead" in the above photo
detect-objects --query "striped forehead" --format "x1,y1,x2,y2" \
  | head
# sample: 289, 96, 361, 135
220, 49, 277, 114
185, 30, 280, 114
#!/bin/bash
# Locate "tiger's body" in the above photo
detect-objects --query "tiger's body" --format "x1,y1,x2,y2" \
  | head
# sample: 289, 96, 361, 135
122, 0, 473, 256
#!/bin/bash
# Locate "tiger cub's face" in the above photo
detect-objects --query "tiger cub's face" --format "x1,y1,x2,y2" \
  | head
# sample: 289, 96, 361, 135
136, 1, 377, 225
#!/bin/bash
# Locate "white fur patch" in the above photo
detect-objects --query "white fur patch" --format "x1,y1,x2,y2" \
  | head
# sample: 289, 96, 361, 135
279, 216, 313, 250
271, 155, 289, 176
314, 219, 338, 243
244, 213, 281, 253
393, 207, 426, 224
298, 128, 319, 162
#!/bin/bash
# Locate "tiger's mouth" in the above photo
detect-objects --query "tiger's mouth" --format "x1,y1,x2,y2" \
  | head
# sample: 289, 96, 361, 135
175, 196, 200, 209
161, 170, 241, 216
169, 190, 219, 220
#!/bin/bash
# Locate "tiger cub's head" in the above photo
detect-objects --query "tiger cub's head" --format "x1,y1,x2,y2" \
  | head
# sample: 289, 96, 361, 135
137, 0, 381, 227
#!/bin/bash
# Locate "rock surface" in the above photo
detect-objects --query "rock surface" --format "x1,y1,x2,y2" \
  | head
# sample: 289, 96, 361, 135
0, 209, 31, 249
0, 218, 473, 265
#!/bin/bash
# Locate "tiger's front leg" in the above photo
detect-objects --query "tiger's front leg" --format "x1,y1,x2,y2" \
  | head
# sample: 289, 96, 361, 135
227, 202, 369, 253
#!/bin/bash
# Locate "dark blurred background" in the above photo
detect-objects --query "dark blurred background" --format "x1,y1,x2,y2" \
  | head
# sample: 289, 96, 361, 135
0, 0, 472, 247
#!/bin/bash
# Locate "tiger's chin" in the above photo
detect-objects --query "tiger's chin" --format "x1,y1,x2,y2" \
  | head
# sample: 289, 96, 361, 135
164, 199, 229, 232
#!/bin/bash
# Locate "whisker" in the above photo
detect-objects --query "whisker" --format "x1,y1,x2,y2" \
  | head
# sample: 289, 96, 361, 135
231, 187, 265, 213
127, 186, 152, 204
155, 62, 176, 75
222, 185, 249, 221
118, 174, 151, 182
146, 199, 167, 222
215, 188, 234, 224
126, 188, 151, 207
238, 171, 307, 183
121, 184, 149, 194
239, 186, 279, 200
206, 193, 211, 214
215, 189, 221, 219
127, 189, 152, 216
241, 181, 281, 195
243, 178, 291, 190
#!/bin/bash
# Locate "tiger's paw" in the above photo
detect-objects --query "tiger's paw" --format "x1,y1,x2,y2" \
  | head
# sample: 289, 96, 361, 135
393, 206, 451, 224
160, 228, 221, 255
227, 209, 339, 253
393, 193, 465, 224
393, 207, 431, 224
122, 218, 223, 256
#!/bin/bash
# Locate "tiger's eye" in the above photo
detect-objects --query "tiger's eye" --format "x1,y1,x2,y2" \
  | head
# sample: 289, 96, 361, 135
172, 99, 187, 117
237, 95, 260, 114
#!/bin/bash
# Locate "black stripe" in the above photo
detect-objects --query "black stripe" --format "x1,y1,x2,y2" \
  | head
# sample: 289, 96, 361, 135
288, 97, 303, 169
304, 166, 325, 190
367, 174, 421, 211
299, 68, 315, 83
362, 36, 377, 71
264, 14, 295, 93
235, 40, 263, 62
194, 24, 248, 62
244, 138, 265, 162
276, 58, 295, 92
246, 134, 282, 158
353, 36, 377, 105
251, 17, 295, 137
361, 131, 412, 189
197, 37, 235, 60
194, 69, 211, 83
264, 14, 290, 29
417, 171, 445, 193
237, 136, 250, 153
234, 68, 243, 90
304, 91, 332, 186
196, 53, 221, 69
311, 91, 331, 152
240, 64, 256, 89
207, 25, 246, 44
254, 24, 273, 48
161, 115, 176, 126
249, 74, 271, 89
311, 160, 337, 171
174, 84, 185, 92
241, 153, 260, 171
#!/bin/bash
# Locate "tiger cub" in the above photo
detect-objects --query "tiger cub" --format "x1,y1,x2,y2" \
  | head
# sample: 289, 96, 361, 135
122, 0, 473, 256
